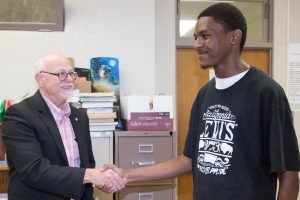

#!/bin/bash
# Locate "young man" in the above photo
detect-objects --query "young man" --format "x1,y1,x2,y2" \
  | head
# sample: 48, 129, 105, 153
104, 3, 300, 200
2, 52, 125, 200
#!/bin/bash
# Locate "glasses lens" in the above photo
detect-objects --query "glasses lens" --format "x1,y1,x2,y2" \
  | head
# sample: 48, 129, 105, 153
58, 72, 68, 81
58, 72, 78, 81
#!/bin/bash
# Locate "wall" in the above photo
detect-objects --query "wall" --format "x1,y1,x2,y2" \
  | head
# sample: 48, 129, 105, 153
154, 0, 176, 96
0, 0, 155, 100
289, 0, 300, 43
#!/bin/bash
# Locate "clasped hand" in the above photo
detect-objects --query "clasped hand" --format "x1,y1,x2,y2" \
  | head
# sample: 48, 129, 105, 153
84, 166, 126, 193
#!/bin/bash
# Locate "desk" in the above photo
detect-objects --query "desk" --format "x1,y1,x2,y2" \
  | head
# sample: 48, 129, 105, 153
0, 166, 8, 171
0, 165, 8, 193
0, 126, 6, 160
0, 127, 8, 193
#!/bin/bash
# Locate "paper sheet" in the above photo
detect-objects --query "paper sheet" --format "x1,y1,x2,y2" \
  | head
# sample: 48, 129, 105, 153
288, 43, 300, 111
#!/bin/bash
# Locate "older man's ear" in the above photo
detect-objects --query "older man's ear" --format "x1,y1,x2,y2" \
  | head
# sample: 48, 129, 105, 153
35, 73, 45, 87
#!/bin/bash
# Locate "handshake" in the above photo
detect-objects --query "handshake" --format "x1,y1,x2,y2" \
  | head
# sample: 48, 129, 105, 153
84, 164, 127, 193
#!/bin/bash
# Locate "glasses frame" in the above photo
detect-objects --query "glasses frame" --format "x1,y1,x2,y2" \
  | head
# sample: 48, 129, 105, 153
40, 71, 78, 81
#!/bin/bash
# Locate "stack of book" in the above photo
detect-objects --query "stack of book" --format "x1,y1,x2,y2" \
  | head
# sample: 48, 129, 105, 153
79, 92, 118, 132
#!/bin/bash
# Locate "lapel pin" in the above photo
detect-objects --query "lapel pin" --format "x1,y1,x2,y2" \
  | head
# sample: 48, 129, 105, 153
75, 117, 79, 122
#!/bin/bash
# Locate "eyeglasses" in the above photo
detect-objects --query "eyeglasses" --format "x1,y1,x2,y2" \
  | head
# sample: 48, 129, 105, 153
40, 71, 78, 81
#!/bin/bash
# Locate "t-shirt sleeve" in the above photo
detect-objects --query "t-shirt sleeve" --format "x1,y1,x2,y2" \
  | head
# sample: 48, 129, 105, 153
183, 94, 200, 159
262, 87, 300, 173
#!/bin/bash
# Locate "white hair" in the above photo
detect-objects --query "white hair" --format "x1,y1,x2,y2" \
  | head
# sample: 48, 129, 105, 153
34, 52, 72, 75
34, 57, 47, 73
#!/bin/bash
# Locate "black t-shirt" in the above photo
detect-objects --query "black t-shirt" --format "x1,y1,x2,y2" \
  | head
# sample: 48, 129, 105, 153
184, 67, 300, 200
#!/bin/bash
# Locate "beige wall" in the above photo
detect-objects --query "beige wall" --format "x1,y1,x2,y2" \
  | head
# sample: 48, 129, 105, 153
289, 0, 300, 43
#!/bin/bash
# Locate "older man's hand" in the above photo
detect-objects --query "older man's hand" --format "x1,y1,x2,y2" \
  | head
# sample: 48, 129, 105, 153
102, 164, 125, 179
83, 168, 126, 193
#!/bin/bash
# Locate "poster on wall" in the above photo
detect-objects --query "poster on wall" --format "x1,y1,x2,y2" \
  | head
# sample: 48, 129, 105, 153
288, 43, 300, 111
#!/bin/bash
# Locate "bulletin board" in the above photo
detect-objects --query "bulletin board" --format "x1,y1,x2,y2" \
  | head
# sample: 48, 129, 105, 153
0, 0, 64, 31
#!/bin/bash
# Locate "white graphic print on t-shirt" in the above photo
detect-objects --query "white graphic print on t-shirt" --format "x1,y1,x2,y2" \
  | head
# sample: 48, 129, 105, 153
197, 104, 238, 175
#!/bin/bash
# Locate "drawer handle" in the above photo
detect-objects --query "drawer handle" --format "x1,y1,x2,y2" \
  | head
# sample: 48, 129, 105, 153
137, 161, 155, 166
139, 144, 154, 153
139, 192, 153, 200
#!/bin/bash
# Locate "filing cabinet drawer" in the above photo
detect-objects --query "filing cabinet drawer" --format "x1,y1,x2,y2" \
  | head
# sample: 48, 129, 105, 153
117, 136, 173, 168
115, 131, 175, 185
117, 185, 174, 200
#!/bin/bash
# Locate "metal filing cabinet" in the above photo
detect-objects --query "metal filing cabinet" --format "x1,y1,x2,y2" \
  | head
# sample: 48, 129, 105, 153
91, 131, 114, 200
114, 131, 176, 200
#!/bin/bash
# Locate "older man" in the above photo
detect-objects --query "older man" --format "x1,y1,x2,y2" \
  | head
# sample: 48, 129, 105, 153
2, 52, 125, 200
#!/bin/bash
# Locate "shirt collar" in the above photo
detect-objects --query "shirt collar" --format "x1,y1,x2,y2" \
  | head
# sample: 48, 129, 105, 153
215, 69, 249, 90
41, 93, 71, 118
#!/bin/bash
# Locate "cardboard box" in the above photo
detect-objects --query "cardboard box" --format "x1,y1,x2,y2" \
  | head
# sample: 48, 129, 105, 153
121, 95, 173, 119
74, 81, 91, 93
121, 96, 151, 119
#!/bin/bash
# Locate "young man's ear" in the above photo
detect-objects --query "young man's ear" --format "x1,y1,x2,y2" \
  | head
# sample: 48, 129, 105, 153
231, 29, 242, 45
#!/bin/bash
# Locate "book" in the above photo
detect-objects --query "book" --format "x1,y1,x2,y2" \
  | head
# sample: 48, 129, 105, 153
90, 57, 119, 96
130, 112, 171, 120
88, 112, 117, 119
79, 92, 115, 97
81, 101, 114, 108
124, 118, 173, 131
89, 122, 118, 126
88, 118, 115, 123
80, 96, 117, 102
0, 100, 5, 124
86, 107, 114, 114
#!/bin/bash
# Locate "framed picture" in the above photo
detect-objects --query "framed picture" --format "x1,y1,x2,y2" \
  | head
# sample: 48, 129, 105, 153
0, 0, 64, 31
